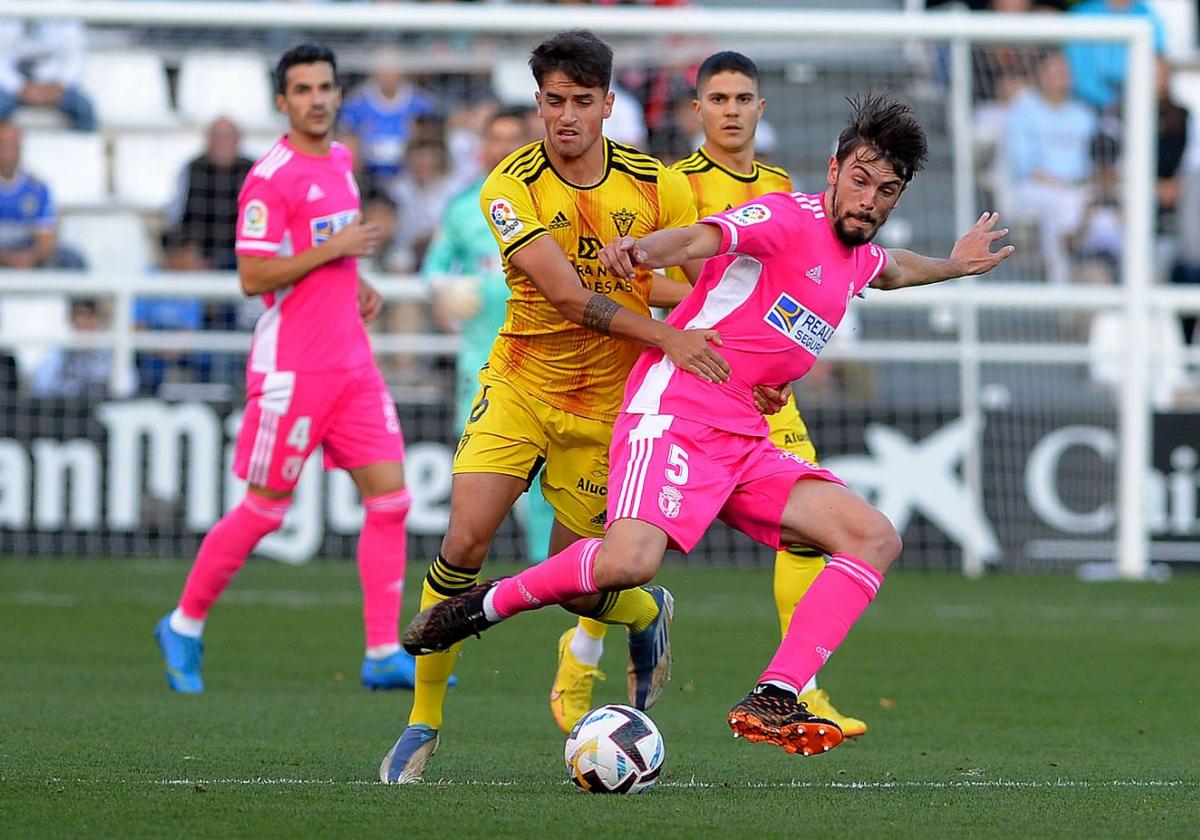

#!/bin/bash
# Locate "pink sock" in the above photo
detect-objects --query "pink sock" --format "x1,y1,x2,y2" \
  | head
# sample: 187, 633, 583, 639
489, 537, 602, 619
358, 489, 410, 649
759, 554, 884, 691
178, 494, 289, 619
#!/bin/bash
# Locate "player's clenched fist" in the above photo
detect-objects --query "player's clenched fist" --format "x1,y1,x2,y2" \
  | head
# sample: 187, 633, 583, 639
599, 235, 649, 279
329, 217, 383, 259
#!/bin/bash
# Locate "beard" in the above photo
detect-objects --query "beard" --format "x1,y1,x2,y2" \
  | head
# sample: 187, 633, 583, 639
832, 215, 876, 247
830, 193, 882, 247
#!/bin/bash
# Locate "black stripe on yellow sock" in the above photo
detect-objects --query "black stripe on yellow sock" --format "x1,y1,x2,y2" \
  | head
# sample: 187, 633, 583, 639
585, 590, 620, 620
426, 554, 482, 597
785, 545, 824, 559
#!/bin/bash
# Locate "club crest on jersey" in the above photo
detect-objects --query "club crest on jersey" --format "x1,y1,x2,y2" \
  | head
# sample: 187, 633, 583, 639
241, 199, 268, 238
310, 209, 358, 245
611, 208, 637, 237
488, 198, 524, 242
658, 485, 682, 519
764, 292, 835, 355
726, 203, 771, 227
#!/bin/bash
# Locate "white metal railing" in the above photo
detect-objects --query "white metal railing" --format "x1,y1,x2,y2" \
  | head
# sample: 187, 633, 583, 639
6, 270, 1199, 368
0, 1, 1162, 578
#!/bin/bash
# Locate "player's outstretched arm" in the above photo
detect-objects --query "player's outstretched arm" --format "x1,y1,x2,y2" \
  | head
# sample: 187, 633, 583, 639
511, 236, 730, 383
599, 224, 724, 279
238, 218, 381, 296
872, 211, 1014, 291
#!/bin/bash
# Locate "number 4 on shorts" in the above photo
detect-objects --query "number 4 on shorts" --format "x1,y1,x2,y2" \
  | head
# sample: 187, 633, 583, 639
287, 416, 312, 451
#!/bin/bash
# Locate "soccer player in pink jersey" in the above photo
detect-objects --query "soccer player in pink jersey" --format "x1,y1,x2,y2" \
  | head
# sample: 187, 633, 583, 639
401, 94, 1014, 756
154, 44, 416, 694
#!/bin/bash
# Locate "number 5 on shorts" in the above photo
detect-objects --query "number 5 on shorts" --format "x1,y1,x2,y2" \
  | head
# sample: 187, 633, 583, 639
665, 444, 689, 485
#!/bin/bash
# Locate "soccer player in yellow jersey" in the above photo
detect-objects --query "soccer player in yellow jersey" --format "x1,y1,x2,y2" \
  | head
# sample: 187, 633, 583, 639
551, 51, 868, 739
379, 30, 729, 784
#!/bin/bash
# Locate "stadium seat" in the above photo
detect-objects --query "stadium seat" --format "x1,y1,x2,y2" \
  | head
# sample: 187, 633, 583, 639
1148, 0, 1197, 62
80, 51, 178, 129
242, 132, 282, 160
20, 131, 108, 208
176, 52, 279, 132
112, 132, 205, 210
59, 212, 152, 275
0, 294, 69, 381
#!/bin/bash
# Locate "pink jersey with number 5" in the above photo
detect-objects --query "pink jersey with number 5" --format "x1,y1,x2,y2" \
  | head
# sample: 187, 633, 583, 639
624, 191, 888, 437
235, 136, 372, 374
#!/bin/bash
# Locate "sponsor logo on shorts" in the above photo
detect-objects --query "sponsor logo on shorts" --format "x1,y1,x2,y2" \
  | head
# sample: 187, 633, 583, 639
658, 485, 682, 519
764, 292, 835, 356
488, 198, 523, 242
590, 510, 608, 526
311, 209, 358, 245
726, 203, 771, 227
282, 455, 304, 483
779, 450, 814, 467
576, 477, 607, 496
241, 199, 268, 237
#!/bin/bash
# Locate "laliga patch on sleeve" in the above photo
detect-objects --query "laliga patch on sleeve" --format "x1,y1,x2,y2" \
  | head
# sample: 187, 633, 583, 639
488, 198, 524, 243
241, 199, 268, 238
725, 203, 772, 227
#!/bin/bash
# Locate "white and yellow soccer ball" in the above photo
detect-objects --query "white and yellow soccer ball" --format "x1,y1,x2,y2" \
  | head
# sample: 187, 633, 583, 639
564, 704, 664, 794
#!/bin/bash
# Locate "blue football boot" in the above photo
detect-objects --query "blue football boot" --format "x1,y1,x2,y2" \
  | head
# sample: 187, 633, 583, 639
154, 613, 204, 693
626, 586, 675, 710
360, 650, 458, 691
379, 724, 440, 784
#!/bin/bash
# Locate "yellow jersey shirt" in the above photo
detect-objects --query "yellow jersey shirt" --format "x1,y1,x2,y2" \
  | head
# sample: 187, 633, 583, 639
670, 146, 793, 218
480, 138, 697, 423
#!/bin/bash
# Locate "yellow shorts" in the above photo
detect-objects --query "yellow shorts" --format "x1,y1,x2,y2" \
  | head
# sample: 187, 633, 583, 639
766, 395, 819, 465
454, 366, 610, 537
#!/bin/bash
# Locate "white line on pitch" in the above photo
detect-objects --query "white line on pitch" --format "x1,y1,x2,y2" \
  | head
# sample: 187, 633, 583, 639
132, 778, 1194, 790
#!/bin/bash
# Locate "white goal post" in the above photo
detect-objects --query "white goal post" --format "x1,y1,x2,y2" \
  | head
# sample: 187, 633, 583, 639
0, 1, 1172, 579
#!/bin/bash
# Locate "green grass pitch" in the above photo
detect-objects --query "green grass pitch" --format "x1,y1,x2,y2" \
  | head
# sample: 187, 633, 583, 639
1, 558, 1197, 838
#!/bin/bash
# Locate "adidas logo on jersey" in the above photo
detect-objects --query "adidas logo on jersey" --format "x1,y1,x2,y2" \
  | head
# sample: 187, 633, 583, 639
306, 183, 325, 202
806, 265, 823, 284
548, 210, 571, 230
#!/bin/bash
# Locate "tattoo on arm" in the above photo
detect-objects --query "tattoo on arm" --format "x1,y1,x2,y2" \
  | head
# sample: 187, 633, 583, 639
582, 293, 620, 335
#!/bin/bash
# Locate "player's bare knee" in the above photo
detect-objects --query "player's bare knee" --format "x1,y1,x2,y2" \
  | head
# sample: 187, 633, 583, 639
861, 516, 902, 574
438, 530, 489, 570
593, 543, 659, 589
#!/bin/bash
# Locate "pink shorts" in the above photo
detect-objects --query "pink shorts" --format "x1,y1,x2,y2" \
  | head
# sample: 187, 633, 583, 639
607, 412, 845, 553
234, 364, 405, 492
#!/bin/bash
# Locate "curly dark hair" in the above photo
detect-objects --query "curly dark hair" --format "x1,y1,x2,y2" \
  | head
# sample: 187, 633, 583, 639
835, 93, 928, 185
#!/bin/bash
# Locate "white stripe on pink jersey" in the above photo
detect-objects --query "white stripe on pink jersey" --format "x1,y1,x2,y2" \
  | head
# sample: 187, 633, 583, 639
626, 256, 763, 415
253, 143, 294, 180
236, 239, 281, 254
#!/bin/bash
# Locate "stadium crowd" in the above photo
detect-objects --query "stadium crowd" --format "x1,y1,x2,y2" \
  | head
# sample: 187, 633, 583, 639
0, 0, 1197, 403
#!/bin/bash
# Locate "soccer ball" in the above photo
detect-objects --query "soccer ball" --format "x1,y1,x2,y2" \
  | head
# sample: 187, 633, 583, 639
564, 704, 664, 794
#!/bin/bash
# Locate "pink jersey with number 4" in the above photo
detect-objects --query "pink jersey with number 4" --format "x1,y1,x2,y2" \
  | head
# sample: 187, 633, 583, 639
624, 191, 888, 437
235, 136, 372, 374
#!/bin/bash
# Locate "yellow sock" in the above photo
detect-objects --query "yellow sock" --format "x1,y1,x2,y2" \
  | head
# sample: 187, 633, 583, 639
408, 556, 479, 730
590, 588, 659, 634
576, 617, 608, 640
773, 546, 825, 638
